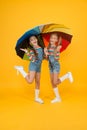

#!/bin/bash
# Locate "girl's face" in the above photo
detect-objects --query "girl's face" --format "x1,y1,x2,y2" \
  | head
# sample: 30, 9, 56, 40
29, 36, 38, 46
50, 34, 58, 45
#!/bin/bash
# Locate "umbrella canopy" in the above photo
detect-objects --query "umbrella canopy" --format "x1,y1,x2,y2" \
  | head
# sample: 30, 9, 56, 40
15, 23, 73, 60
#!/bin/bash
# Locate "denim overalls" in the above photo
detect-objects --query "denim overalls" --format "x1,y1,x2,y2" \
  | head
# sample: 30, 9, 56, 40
29, 47, 43, 72
48, 46, 60, 73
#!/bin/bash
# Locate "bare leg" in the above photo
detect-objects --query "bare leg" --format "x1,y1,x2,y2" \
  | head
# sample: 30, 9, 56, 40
50, 73, 61, 88
54, 72, 74, 85
50, 73, 61, 103
25, 71, 36, 84
35, 72, 41, 89
14, 66, 36, 84
50, 73, 54, 87
53, 73, 61, 86
50, 72, 73, 103
34, 72, 44, 104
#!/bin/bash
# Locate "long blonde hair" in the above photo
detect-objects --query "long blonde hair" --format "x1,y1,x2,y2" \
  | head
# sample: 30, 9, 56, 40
47, 33, 62, 53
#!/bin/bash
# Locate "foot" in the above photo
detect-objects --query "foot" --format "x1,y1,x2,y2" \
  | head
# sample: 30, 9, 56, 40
67, 72, 73, 83
35, 98, 44, 104
14, 66, 24, 71
51, 97, 61, 103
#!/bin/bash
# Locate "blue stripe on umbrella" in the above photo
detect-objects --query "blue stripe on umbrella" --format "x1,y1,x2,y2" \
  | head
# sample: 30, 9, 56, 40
16, 26, 41, 47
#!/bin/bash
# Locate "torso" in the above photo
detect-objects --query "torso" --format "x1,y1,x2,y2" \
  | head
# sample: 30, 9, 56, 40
48, 45, 56, 55
48, 45, 60, 60
35, 47, 43, 61
30, 47, 43, 63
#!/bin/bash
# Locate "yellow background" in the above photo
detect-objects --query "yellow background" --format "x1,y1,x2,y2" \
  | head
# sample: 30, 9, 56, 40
0, 0, 87, 130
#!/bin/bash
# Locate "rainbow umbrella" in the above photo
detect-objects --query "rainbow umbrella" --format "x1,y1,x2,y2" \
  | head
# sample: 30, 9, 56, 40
15, 23, 73, 60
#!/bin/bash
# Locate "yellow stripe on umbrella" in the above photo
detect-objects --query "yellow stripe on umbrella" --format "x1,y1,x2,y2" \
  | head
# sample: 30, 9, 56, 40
41, 23, 72, 35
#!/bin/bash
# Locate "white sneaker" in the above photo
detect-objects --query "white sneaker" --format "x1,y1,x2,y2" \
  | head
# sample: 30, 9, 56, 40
67, 72, 73, 83
14, 66, 24, 70
35, 98, 44, 104
51, 97, 61, 103
14, 66, 24, 75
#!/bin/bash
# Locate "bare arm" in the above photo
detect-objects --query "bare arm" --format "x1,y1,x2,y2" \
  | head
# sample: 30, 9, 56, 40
58, 36, 62, 46
20, 48, 28, 53
56, 45, 62, 52
20, 48, 35, 62
56, 37, 62, 52
44, 47, 49, 57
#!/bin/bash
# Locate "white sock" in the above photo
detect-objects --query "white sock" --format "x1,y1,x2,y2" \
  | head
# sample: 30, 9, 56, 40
19, 69, 27, 78
35, 89, 44, 104
51, 87, 61, 103
35, 89, 39, 99
59, 73, 68, 82
14, 66, 27, 78
53, 87, 60, 98
59, 72, 73, 83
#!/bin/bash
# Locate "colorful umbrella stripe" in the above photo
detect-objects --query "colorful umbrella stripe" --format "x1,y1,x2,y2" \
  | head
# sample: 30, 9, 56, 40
15, 23, 73, 61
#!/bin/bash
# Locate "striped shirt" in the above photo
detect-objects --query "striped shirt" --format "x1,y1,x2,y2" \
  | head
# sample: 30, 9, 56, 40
48, 45, 60, 60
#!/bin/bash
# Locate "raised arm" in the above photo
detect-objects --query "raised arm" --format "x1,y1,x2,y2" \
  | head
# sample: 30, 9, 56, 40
58, 36, 62, 46
56, 37, 62, 52
20, 48, 35, 62
44, 47, 49, 57
20, 48, 28, 53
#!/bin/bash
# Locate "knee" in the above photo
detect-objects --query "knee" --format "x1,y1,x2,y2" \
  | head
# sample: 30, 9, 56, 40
54, 78, 61, 85
27, 79, 33, 84
57, 78, 61, 84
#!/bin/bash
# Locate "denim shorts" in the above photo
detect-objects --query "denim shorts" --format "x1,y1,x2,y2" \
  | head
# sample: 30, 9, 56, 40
29, 61, 41, 72
49, 55, 60, 73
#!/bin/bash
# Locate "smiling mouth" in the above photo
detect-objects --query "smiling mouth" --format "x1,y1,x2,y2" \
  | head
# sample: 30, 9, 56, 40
50, 41, 54, 43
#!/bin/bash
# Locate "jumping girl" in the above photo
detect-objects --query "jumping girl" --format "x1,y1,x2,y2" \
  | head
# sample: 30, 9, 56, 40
44, 33, 73, 103
14, 35, 44, 104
